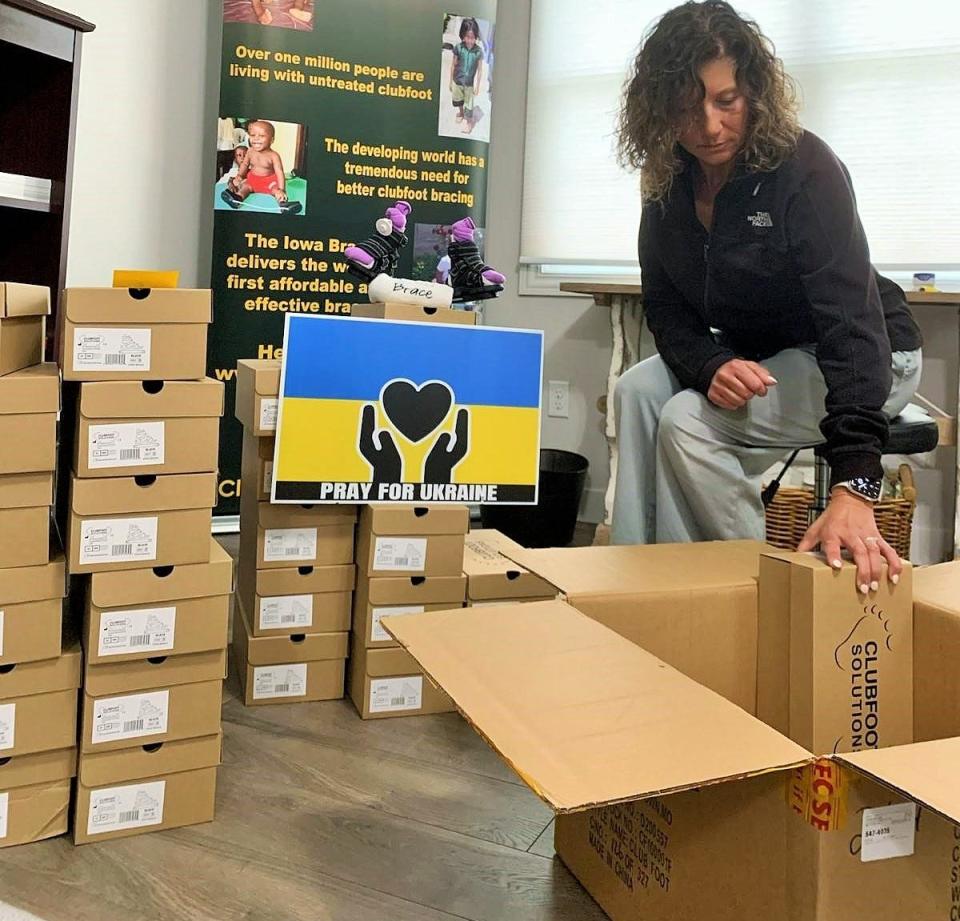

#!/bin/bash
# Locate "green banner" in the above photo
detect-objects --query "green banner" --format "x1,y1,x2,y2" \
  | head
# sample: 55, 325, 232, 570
211, 0, 498, 514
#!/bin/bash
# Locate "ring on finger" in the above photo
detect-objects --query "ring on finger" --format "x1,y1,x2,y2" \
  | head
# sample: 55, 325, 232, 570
863, 536, 879, 545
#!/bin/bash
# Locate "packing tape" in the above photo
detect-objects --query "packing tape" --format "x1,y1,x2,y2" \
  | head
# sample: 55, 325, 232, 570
785, 758, 848, 832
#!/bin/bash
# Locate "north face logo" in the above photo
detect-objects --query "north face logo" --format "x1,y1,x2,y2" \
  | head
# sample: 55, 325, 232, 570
747, 211, 773, 228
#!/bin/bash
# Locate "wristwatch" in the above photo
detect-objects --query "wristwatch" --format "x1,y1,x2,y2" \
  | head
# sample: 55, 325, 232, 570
833, 477, 883, 503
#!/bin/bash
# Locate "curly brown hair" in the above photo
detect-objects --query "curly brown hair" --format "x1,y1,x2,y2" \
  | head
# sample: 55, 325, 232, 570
617, 0, 801, 201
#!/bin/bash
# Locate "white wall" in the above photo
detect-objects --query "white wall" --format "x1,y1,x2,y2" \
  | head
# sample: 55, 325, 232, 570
56, 0, 220, 287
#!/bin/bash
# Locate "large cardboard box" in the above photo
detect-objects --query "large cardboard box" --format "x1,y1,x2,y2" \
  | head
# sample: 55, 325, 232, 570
0, 363, 59, 475
758, 552, 914, 753
66, 472, 216, 573
235, 358, 279, 436
0, 747, 75, 848
0, 642, 81, 758
353, 574, 466, 648
348, 641, 454, 720
350, 302, 477, 325
74, 378, 224, 477
504, 540, 771, 714
59, 287, 211, 381
84, 537, 233, 664
0, 282, 48, 376
356, 505, 469, 578
0, 472, 53, 569
0, 555, 65, 666
73, 732, 220, 845
238, 560, 355, 637
383, 600, 960, 921
462, 530, 557, 605
913, 561, 960, 742
232, 597, 347, 705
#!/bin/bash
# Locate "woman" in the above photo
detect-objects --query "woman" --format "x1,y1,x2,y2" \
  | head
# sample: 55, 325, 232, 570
612, 0, 922, 594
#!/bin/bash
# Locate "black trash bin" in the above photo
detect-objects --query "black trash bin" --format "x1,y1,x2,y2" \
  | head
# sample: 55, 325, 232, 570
480, 448, 589, 548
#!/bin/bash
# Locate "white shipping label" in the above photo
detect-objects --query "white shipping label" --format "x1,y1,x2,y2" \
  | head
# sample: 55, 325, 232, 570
263, 461, 274, 494
369, 676, 423, 713
0, 703, 15, 751
371, 605, 425, 643
259, 398, 278, 431
0, 609, 4, 657
79, 516, 158, 566
372, 537, 427, 572
88, 421, 165, 469
87, 780, 165, 836
73, 327, 152, 372
91, 690, 169, 744
0, 792, 8, 839
252, 664, 308, 699
97, 606, 176, 656
263, 527, 317, 563
258, 594, 313, 630
861, 803, 917, 862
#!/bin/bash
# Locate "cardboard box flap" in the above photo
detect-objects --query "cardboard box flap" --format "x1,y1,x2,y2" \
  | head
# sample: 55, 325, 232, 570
836, 737, 960, 826
0, 364, 60, 415
71, 472, 217, 516
63, 288, 212, 323
361, 505, 470, 536
90, 537, 233, 607
78, 378, 224, 420
237, 359, 280, 397
0, 555, 66, 605
0, 282, 50, 317
463, 531, 555, 600
913, 560, 960, 612
507, 540, 771, 598
382, 600, 810, 813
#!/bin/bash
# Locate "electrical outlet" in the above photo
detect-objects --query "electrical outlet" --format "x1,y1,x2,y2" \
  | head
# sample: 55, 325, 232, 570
548, 380, 569, 418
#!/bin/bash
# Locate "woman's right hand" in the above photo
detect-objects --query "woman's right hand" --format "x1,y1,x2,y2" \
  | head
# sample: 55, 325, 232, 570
708, 358, 778, 410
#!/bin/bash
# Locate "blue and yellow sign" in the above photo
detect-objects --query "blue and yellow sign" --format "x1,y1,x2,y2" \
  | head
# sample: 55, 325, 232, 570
273, 315, 543, 504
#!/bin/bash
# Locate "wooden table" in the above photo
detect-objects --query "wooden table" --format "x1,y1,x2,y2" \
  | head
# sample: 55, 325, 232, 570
561, 282, 960, 556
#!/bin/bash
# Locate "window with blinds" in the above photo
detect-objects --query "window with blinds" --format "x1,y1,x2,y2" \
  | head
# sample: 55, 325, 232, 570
520, 1, 960, 273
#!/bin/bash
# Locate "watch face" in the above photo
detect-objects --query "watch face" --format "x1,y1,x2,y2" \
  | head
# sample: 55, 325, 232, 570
850, 476, 883, 501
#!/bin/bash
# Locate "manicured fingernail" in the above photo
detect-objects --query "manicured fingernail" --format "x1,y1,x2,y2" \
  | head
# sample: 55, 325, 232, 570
859, 584, 869, 594
767, 377, 778, 385
831, 559, 842, 570
891, 574, 900, 585
870, 581, 879, 592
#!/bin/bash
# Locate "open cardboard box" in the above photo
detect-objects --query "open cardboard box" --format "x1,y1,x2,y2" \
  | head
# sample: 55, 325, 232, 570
383, 598, 960, 921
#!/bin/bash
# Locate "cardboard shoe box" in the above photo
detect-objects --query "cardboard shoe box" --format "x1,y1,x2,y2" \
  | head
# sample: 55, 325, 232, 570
80, 650, 226, 753
243, 430, 275, 501
463, 530, 557, 606
239, 561, 355, 637
348, 641, 454, 720
0, 473, 51, 569
73, 732, 220, 845
0, 282, 49, 376
0, 747, 75, 848
0, 555, 65, 666
74, 378, 224, 477
0, 642, 81, 758
59, 287, 211, 381
353, 574, 466, 649
84, 537, 233, 664
67, 472, 217, 573
503, 540, 771, 714
350, 303, 477, 325
233, 596, 347, 706
0, 364, 59, 476
235, 358, 279, 436
757, 552, 914, 754
356, 506, 469, 578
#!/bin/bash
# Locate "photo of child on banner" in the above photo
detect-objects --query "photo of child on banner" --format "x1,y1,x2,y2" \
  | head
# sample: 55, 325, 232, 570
272, 314, 542, 504
438, 14, 494, 143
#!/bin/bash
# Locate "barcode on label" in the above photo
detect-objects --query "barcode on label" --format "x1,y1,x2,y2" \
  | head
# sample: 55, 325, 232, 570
123, 720, 144, 733
274, 684, 290, 693
394, 558, 408, 567
280, 615, 296, 624
129, 634, 151, 646
105, 354, 127, 366
284, 548, 301, 556
112, 544, 133, 556
118, 810, 139, 823
391, 697, 407, 706
119, 449, 141, 460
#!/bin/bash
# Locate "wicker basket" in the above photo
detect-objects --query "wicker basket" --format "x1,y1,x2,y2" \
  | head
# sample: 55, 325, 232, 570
764, 464, 917, 559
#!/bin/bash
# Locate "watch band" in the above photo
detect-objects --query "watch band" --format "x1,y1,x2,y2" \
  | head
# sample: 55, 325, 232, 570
834, 477, 883, 503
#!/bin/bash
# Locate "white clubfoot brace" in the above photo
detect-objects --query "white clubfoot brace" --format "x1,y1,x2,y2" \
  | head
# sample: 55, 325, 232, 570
367, 273, 454, 308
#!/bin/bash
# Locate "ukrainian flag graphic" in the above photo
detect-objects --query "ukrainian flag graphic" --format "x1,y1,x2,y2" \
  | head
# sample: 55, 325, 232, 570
273, 315, 543, 504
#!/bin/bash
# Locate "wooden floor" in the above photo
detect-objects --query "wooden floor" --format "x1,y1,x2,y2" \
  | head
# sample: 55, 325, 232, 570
0, 527, 606, 921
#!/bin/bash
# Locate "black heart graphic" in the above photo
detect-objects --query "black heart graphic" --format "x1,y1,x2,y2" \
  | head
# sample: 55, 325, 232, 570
381, 380, 453, 443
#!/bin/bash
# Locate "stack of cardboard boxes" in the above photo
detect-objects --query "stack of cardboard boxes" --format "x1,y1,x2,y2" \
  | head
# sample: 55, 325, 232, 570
57, 285, 229, 844
0, 281, 79, 848
234, 359, 356, 706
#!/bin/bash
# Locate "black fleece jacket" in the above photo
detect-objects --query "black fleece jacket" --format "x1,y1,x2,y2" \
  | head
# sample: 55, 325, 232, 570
639, 130, 922, 485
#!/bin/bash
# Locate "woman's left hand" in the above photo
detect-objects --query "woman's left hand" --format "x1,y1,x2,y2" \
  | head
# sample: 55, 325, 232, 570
797, 489, 902, 594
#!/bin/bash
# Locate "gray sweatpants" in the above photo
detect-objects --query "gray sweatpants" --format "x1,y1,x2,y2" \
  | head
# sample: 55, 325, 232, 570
611, 347, 922, 545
